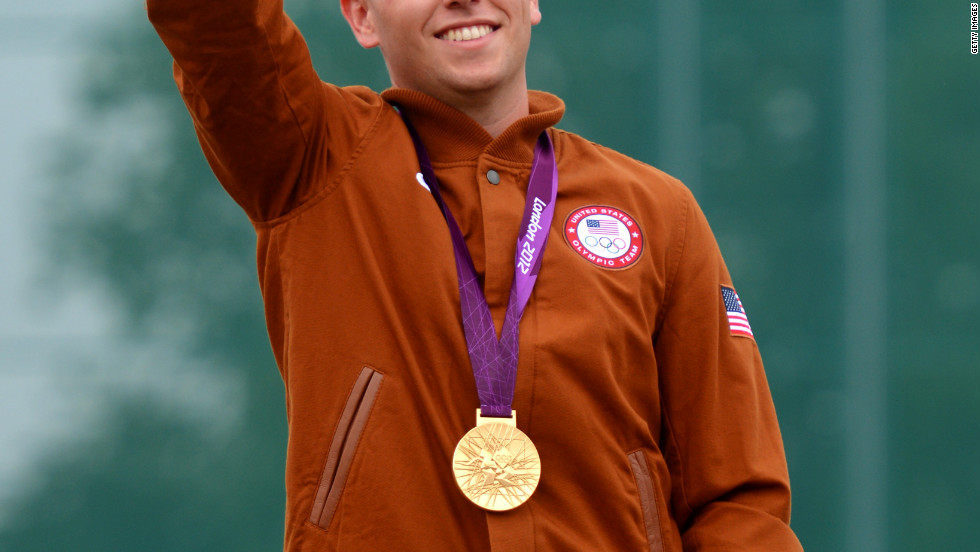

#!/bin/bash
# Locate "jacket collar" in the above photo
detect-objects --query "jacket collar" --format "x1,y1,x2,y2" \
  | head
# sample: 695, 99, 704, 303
381, 88, 564, 164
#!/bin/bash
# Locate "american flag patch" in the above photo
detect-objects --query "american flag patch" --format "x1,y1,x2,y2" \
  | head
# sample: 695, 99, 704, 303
721, 286, 754, 339
585, 218, 620, 236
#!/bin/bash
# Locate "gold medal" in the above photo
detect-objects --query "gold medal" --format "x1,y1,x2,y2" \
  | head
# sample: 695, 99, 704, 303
452, 410, 541, 511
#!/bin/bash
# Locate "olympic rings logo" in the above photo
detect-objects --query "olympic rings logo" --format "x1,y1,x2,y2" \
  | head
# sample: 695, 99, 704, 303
583, 235, 627, 254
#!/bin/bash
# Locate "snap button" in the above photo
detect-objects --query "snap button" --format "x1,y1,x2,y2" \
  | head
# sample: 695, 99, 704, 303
486, 169, 501, 185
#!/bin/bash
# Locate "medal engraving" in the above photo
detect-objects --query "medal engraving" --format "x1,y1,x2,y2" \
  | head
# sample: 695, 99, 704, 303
452, 412, 540, 511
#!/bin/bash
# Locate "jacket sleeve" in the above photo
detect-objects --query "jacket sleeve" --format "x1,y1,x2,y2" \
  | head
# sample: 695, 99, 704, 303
654, 187, 803, 551
147, 0, 384, 221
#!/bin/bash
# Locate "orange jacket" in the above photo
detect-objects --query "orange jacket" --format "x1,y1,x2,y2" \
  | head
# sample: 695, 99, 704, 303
149, 1, 803, 550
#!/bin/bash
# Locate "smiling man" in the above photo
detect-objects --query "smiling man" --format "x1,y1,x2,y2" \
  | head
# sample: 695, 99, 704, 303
342, 0, 540, 134
148, 0, 803, 550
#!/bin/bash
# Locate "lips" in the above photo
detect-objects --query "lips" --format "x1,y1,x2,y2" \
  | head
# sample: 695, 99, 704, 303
437, 24, 496, 42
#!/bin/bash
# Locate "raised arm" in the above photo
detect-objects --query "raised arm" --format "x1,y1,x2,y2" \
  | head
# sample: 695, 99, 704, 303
147, 0, 384, 221
656, 189, 803, 551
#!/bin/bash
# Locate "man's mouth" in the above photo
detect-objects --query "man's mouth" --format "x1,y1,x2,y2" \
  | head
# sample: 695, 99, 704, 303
437, 25, 496, 42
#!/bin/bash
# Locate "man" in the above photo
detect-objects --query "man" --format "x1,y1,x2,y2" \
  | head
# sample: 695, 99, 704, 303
148, 0, 804, 550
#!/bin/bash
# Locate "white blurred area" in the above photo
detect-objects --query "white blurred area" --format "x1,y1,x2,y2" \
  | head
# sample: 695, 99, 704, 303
0, 0, 243, 528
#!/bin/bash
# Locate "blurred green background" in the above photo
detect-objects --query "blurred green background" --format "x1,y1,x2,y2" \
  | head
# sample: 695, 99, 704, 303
0, 0, 977, 550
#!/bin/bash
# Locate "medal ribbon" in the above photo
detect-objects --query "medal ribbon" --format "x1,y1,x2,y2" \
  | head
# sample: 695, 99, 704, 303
400, 113, 558, 418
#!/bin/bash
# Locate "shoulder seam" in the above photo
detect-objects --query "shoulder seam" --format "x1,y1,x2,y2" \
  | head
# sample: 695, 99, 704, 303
251, 93, 389, 228
656, 182, 693, 332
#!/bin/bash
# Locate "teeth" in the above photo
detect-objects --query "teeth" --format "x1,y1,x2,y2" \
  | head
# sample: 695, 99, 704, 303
439, 25, 494, 42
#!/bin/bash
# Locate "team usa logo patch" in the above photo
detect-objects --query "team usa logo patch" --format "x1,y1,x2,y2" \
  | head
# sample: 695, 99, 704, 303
721, 285, 754, 339
563, 205, 644, 269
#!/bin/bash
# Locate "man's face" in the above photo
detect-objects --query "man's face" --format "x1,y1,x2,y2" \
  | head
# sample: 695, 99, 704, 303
343, 0, 542, 103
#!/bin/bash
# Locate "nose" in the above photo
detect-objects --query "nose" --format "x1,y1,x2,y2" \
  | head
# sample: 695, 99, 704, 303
444, 0, 477, 7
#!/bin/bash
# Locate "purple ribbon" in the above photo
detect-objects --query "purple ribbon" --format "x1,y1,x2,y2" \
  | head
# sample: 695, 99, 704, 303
400, 113, 558, 418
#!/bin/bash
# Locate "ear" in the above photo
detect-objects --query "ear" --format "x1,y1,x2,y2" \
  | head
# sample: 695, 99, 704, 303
529, 0, 542, 26
340, 0, 380, 49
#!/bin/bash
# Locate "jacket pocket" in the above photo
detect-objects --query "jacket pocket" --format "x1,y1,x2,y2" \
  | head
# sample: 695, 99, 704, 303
628, 450, 668, 552
309, 366, 384, 530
